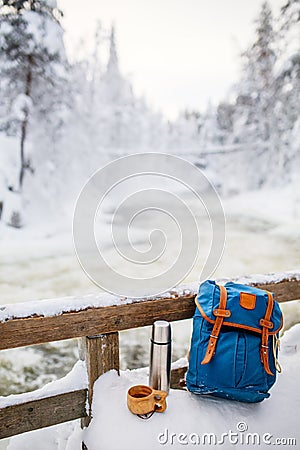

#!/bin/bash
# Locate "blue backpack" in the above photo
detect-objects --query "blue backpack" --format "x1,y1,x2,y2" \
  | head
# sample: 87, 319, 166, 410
186, 280, 283, 403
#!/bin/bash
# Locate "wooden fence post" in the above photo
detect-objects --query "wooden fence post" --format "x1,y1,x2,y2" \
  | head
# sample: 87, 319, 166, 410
79, 332, 120, 431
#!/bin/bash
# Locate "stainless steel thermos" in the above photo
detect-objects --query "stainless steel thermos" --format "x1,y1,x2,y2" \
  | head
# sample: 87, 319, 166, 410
149, 320, 172, 393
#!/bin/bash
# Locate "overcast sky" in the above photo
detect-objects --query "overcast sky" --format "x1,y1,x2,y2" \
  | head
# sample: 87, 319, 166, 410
58, 0, 283, 118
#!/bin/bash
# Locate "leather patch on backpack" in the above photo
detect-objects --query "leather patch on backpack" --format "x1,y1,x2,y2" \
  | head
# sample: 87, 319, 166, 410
240, 292, 256, 310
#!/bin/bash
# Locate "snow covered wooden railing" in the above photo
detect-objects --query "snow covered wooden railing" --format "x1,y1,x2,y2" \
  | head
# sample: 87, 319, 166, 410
0, 271, 299, 443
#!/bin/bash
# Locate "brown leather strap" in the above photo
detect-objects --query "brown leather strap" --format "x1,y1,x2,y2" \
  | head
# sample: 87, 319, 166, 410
201, 285, 228, 365
260, 292, 275, 376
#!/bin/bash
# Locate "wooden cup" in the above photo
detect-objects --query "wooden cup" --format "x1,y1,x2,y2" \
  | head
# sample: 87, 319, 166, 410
127, 385, 168, 415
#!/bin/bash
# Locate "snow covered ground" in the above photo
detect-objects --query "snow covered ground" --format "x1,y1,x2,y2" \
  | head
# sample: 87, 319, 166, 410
6, 323, 300, 450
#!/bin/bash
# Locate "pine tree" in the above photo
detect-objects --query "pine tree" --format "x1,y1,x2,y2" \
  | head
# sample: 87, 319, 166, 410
0, 0, 65, 192
275, 0, 300, 178
98, 25, 163, 152
244, 1, 276, 142
0, 0, 69, 226
230, 1, 278, 188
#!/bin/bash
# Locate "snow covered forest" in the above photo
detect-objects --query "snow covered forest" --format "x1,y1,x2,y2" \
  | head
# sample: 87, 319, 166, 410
0, 0, 299, 229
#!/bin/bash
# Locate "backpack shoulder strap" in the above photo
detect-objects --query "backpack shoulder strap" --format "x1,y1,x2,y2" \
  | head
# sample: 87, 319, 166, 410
260, 291, 275, 376
201, 285, 228, 365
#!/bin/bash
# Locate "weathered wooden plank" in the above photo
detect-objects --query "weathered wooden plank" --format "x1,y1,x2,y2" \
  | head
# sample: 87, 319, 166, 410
0, 279, 299, 351
0, 389, 87, 439
256, 279, 300, 303
81, 332, 119, 428
0, 294, 195, 350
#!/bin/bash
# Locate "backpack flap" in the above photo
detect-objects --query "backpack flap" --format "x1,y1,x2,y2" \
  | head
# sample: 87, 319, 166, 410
195, 280, 283, 335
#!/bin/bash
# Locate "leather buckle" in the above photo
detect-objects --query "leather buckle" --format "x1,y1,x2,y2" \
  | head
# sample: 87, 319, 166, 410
213, 308, 231, 318
260, 319, 273, 329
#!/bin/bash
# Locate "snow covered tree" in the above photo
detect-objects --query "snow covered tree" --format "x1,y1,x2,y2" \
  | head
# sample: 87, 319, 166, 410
82, 25, 168, 155
245, 1, 276, 141
1, 0, 62, 17
279, 0, 300, 57
216, 101, 235, 144
212, 0, 300, 192
99, 25, 140, 150
230, 1, 278, 188
275, 0, 300, 179
0, 0, 66, 191
0, 0, 68, 225
167, 109, 202, 154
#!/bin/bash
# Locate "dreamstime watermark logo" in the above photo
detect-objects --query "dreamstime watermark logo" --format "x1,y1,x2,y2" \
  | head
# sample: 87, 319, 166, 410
157, 422, 297, 446
73, 153, 225, 297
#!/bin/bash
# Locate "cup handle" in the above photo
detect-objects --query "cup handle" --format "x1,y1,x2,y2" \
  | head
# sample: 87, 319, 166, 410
152, 389, 168, 413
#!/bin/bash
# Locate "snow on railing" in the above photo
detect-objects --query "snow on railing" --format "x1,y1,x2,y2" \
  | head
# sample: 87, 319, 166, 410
1, 270, 299, 323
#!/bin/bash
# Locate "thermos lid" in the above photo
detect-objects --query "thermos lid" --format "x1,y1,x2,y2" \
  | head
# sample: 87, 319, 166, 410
151, 320, 171, 344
